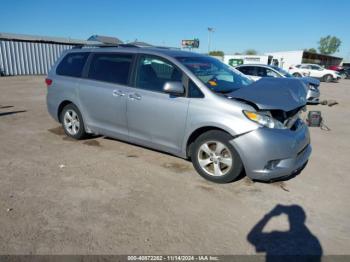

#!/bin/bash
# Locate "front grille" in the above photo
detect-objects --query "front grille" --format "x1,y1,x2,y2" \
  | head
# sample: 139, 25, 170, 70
270, 106, 304, 123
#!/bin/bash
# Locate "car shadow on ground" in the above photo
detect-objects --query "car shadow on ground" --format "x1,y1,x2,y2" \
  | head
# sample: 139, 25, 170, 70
56, 131, 304, 184
247, 204, 322, 262
103, 136, 184, 159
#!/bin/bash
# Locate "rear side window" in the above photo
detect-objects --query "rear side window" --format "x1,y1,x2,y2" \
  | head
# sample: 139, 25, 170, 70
238, 66, 256, 76
310, 65, 321, 70
56, 52, 89, 77
87, 53, 133, 85
237, 66, 251, 75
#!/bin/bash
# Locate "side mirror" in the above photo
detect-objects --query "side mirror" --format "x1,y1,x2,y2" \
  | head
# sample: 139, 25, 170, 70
163, 81, 185, 96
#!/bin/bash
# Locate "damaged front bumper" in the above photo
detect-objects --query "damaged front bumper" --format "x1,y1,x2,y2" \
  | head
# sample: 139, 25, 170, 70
230, 121, 311, 181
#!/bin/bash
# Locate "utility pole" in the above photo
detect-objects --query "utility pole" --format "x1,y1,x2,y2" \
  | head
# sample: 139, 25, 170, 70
207, 27, 215, 54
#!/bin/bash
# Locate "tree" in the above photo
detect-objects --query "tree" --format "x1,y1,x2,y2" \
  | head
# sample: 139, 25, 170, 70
306, 48, 317, 53
245, 49, 258, 55
209, 50, 224, 57
234, 52, 242, 55
318, 35, 341, 55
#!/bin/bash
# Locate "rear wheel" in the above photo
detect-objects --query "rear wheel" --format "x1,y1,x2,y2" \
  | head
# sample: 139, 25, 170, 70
60, 104, 87, 140
191, 130, 243, 183
323, 74, 333, 82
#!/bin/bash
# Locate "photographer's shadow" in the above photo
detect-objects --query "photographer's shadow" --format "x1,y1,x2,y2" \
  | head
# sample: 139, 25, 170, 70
247, 204, 322, 262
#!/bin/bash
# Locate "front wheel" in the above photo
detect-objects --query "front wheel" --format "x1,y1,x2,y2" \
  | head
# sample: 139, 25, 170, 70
323, 74, 333, 82
191, 130, 243, 183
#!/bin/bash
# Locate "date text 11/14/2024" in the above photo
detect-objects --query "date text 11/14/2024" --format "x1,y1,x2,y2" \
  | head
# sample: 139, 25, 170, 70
127, 255, 219, 261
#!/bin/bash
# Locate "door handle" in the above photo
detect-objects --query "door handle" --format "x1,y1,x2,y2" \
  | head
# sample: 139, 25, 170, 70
113, 90, 125, 97
128, 93, 142, 100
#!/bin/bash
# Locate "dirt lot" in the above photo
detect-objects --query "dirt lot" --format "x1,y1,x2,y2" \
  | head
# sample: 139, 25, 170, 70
0, 76, 350, 255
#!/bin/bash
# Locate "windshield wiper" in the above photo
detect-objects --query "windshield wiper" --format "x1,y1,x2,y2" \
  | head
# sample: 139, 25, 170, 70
211, 88, 234, 94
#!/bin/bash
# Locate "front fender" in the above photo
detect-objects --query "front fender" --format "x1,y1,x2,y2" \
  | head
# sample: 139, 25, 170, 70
181, 104, 259, 157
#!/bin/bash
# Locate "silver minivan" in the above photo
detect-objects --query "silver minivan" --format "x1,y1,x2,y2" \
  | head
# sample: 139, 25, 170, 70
46, 45, 311, 183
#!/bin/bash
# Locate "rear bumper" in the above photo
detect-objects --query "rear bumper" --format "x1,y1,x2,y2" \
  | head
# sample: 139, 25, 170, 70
231, 123, 311, 181
46, 92, 60, 122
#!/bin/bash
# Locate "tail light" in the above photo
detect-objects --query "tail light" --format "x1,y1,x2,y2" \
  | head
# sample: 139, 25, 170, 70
45, 78, 53, 87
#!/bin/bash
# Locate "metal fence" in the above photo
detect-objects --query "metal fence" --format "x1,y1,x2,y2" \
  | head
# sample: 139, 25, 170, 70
0, 40, 74, 76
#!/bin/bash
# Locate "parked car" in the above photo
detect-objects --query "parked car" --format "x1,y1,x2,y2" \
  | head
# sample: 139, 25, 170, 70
289, 64, 341, 82
235, 64, 320, 104
328, 65, 349, 79
287, 66, 310, 78
46, 46, 311, 183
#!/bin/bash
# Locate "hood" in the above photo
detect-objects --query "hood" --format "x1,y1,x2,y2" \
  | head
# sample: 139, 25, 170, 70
300, 76, 320, 87
227, 78, 307, 111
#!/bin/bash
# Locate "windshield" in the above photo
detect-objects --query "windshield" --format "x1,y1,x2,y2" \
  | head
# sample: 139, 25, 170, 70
271, 66, 293, 78
176, 56, 253, 93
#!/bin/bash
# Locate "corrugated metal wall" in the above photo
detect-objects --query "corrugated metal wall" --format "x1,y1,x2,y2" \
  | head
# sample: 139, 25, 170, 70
0, 40, 74, 75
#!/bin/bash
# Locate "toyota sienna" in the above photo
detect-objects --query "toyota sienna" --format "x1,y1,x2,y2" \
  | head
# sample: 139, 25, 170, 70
46, 45, 311, 183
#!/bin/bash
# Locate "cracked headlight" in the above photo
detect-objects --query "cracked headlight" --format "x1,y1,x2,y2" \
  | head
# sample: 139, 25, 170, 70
243, 110, 286, 129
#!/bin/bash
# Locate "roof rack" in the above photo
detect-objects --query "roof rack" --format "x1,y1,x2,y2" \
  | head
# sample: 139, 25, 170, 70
153, 46, 181, 50
72, 43, 181, 50
72, 43, 150, 49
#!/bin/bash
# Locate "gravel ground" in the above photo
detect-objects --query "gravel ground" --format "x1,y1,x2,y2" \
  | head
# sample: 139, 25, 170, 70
0, 76, 349, 255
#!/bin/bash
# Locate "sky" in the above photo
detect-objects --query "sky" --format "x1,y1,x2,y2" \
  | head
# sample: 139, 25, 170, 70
1, 0, 350, 60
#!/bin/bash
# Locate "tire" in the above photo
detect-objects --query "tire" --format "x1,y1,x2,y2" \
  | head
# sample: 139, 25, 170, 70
323, 74, 333, 82
191, 130, 243, 183
293, 73, 302, 77
60, 103, 87, 140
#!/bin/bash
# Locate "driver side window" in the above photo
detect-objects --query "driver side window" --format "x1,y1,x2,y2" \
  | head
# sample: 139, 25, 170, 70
135, 55, 182, 93
266, 68, 280, 77
256, 67, 267, 77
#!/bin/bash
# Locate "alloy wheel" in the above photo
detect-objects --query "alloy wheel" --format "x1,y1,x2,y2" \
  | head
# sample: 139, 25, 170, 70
197, 141, 233, 176
63, 109, 80, 136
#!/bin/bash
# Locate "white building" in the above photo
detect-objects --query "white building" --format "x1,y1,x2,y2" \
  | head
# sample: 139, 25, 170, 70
265, 50, 304, 69
265, 50, 343, 69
